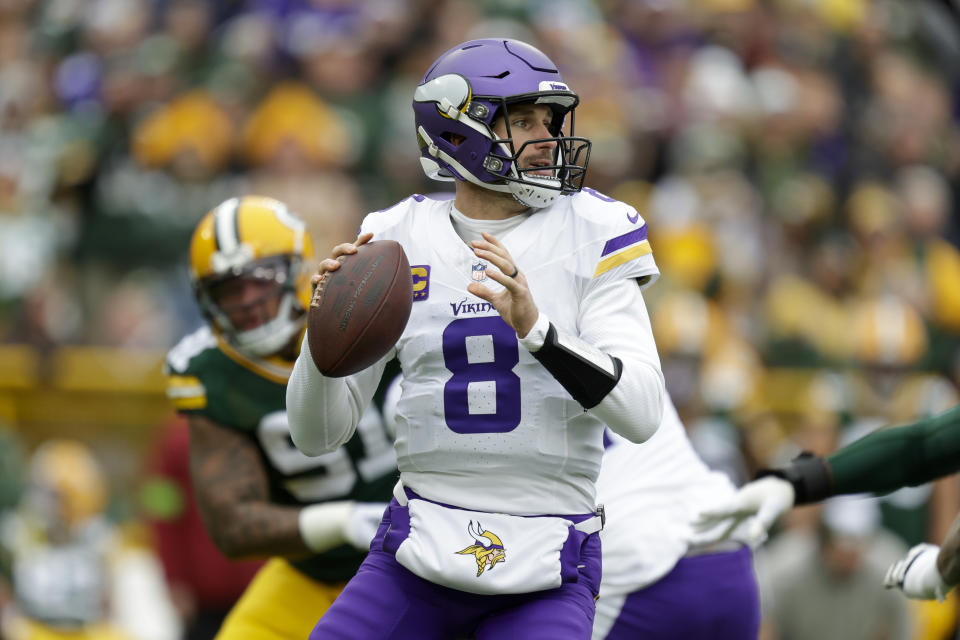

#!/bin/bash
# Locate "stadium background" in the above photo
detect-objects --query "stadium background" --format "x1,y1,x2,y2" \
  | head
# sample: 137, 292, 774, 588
0, 0, 959, 638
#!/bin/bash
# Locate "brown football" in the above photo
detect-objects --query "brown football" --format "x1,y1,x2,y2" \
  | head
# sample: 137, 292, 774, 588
307, 240, 412, 377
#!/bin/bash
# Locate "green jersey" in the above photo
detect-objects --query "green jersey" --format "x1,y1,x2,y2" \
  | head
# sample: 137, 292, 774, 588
782, 405, 960, 509
164, 327, 397, 582
829, 405, 960, 496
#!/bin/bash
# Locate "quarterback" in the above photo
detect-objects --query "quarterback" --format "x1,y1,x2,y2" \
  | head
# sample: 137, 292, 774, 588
164, 196, 397, 639
287, 38, 666, 639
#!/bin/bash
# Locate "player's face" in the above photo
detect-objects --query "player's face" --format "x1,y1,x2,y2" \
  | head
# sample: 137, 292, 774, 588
210, 277, 284, 331
493, 104, 558, 177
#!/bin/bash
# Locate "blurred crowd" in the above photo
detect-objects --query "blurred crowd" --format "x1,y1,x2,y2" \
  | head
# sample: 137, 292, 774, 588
1, 0, 960, 638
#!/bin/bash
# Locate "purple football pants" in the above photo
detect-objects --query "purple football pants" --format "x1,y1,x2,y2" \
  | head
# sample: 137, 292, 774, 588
308, 499, 602, 640
597, 546, 759, 640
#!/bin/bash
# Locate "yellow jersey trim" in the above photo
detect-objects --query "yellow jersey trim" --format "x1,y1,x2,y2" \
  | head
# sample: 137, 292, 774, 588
593, 240, 652, 278
166, 374, 207, 409
167, 374, 202, 389
217, 337, 294, 384
172, 395, 207, 410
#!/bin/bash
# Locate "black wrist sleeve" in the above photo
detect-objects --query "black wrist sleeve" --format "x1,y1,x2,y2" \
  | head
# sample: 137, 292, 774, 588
530, 323, 623, 410
756, 452, 834, 505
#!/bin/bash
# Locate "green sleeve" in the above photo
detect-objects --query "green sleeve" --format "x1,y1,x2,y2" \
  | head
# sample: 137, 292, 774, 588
828, 405, 960, 495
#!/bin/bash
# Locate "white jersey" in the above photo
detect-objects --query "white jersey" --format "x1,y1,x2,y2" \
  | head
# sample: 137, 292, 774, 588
288, 190, 665, 516
597, 395, 742, 596
2, 515, 112, 627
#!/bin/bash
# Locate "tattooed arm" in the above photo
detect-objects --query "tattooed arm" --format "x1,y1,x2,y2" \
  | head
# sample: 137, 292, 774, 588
188, 415, 385, 557
188, 414, 311, 558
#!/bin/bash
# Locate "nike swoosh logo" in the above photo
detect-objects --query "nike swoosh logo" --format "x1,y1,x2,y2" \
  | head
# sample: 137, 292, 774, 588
626, 211, 639, 224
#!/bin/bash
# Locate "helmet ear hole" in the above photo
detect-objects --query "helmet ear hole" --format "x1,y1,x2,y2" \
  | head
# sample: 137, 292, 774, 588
440, 132, 466, 147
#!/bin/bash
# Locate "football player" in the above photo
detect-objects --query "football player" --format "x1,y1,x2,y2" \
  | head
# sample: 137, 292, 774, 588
287, 38, 667, 639
0, 440, 130, 640
694, 404, 960, 601
374, 201, 762, 639
164, 196, 397, 639
592, 397, 759, 639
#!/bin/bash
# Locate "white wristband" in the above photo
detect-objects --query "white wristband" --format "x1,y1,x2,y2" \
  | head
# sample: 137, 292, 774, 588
518, 312, 550, 351
298, 501, 353, 553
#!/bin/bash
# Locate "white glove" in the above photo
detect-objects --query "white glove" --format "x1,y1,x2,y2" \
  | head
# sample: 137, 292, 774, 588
691, 476, 796, 548
345, 502, 388, 551
884, 543, 951, 601
299, 501, 388, 553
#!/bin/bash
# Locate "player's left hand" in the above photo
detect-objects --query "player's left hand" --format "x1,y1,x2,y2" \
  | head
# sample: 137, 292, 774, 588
468, 232, 539, 338
884, 543, 952, 601
691, 476, 795, 548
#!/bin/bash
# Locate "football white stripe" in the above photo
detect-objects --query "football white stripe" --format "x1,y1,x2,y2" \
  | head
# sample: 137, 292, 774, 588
215, 197, 240, 253
165, 385, 206, 399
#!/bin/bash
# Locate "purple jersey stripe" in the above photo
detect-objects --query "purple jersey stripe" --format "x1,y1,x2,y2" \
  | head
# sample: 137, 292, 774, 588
600, 225, 648, 257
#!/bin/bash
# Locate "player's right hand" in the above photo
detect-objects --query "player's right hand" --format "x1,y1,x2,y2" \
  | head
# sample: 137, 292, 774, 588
311, 232, 374, 292
345, 502, 388, 551
884, 543, 951, 601
691, 476, 796, 548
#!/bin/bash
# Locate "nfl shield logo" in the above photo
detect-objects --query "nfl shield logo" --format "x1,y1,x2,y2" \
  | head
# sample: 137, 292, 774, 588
471, 262, 487, 282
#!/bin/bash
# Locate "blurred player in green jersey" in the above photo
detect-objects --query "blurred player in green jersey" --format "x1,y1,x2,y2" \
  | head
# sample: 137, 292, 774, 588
164, 196, 397, 639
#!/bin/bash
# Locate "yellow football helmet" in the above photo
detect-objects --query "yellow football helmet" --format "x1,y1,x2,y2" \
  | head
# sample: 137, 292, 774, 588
851, 295, 928, 368
25, 439, 108, 532
190, 196, 315, 357
651, 289, 726, 358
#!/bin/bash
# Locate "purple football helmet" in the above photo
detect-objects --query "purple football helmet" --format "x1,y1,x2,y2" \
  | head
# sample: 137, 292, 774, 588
413, 39, 591, 209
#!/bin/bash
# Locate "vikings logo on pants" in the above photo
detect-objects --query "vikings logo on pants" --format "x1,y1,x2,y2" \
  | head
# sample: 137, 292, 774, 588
456, 521, 506, 577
